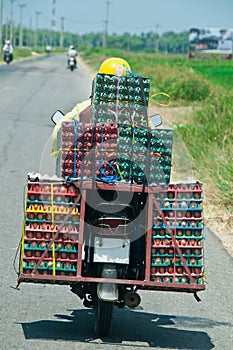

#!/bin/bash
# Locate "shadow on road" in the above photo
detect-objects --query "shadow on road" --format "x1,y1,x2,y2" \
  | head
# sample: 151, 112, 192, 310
18, 307, 222, 349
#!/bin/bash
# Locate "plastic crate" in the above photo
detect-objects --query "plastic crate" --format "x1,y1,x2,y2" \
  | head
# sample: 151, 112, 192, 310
19, 179, 80, 284
149, 182, 205, 286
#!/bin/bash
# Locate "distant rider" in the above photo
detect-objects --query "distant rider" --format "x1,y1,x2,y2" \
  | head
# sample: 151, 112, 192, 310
3, 40, 13, 61
67, 45, 78, 67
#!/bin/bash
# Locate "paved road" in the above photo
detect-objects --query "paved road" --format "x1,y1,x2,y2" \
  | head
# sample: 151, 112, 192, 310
0, 55, 232, 350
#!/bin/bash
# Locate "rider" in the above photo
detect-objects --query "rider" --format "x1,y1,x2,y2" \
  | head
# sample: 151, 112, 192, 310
67, 45, 78, 67
3, 40, 13, 61
52, 57, 132, 152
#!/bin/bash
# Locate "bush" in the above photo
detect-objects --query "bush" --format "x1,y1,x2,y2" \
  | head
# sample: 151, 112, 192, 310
157, 72, 211, 102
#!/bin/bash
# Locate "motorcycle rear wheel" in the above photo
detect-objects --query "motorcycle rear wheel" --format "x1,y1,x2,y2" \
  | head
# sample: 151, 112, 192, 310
95, 298, 114, 337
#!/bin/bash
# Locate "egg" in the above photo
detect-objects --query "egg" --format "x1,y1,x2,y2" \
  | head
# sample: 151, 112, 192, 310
26, 231, 33, 239
70, 253, 76, 260
190, 239, 196, 246
181, 239, 187, 246
150, 266, 156, 274
57, 242, 63, 250
168, 248, 173, 255
25, 250, 32, 257
36, 232, 42, 239
168, 266, 174, 274
37, 213, 44, 220
181, 201, 187, 208
31, 241, 37, 248
66, 243, 71, 250
186, 229, 192, 236
177, 229, 183, 236
61, 252, 67, 259
194, 248, 201, 255
159, 248, 165, 255
65, 262, 70, 269
176, 266, 183, 274
28, 213, 35, 220
159, 267, 165, 274
60, 185, 67, 193
159, 229, 166, 236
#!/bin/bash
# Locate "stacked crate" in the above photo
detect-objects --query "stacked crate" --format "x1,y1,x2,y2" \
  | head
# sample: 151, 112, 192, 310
56, 121, 119, 181
56, 121, 173, 185
19, 180, 80, 284
149, 129, 173, 184
92, 73, 150, 125
150, 182, 205, 286
116, 125, 173, 184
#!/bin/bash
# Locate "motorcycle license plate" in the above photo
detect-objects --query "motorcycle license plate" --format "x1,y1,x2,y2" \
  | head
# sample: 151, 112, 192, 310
94, 237, 130, 264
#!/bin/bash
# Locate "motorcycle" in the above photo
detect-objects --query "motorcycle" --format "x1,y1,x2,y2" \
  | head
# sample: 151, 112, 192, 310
16, 111, 205, 338
4, 50, 13, 64
67, 56, 77, 71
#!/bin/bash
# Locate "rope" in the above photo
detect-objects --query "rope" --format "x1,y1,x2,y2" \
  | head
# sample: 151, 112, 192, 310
150, 92, 171, 106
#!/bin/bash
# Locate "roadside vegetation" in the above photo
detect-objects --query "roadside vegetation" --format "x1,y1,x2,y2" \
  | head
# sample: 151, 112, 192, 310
82, 48, 233, 212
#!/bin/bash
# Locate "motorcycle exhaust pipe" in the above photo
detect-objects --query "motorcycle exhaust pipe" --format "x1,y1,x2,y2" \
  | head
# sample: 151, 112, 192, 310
124, 292, 141, 308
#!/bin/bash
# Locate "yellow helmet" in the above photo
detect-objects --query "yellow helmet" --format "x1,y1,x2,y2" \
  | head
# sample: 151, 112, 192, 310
99, 57, 131, 76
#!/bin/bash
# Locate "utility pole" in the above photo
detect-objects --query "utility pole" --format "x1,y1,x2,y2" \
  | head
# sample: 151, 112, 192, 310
28, 17, 32, 47
154, 24, 160, 52
5, 16, 8, 40
51, 0, 56, 47
0, 0, 3, 52
10, 0, 16, 44
34, 11, 41, 48
60, 16, 64, 49
18, 3, 26, 47
103, 0, 110, 48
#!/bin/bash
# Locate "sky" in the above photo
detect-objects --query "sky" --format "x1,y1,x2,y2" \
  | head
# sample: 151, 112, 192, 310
2, 0, 233, 35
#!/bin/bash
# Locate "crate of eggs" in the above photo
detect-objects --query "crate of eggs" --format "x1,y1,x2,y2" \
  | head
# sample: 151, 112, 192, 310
150, 182, 205, 288
19, 179, 81, 284
148, 129, 173, 185
116, 125, 173, 184
92, 73, 150, 125
56, 121, 119, 180
56, 121, 173, 185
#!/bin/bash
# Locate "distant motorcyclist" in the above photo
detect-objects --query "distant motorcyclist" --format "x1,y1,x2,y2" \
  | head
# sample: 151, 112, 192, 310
67, 45, 78, 67
3, 40, 13, 63
46, 44, 51, 54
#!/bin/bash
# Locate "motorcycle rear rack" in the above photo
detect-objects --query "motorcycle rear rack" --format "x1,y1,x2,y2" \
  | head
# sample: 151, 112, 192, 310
17, 180, 205, 294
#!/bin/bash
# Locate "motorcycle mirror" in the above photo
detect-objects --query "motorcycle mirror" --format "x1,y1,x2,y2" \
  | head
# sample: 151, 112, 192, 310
51, 110, 64, 125
150, 114, 162, 127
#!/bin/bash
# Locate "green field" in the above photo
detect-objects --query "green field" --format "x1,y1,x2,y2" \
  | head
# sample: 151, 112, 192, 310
82, 48, 233, 209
